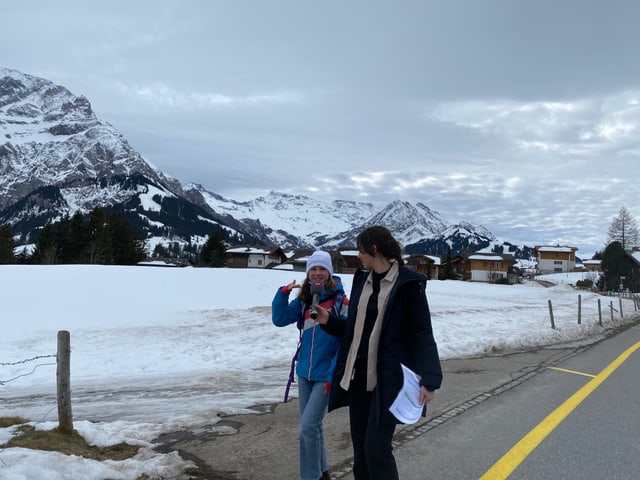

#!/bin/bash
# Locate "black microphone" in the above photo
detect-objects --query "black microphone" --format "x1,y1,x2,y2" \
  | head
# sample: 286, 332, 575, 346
310, 281, 324, 319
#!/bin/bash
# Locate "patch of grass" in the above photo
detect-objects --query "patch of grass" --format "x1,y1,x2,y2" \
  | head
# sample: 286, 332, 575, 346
0, 416, 29, 428
6, 425, 140, 461
184, 466, 201, 476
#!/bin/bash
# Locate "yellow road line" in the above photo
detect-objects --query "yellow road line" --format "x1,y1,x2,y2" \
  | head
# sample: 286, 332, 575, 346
547, 367, 596, 378
480, 341, 640, 480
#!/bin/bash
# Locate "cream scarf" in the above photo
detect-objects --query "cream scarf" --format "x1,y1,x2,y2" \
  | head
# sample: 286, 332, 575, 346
340, 261, 399, 392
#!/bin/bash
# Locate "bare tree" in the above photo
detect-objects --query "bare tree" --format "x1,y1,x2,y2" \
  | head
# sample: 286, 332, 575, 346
607, 206, 639, 249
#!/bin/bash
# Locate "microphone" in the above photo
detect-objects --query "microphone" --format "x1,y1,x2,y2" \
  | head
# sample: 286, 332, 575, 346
310, 281, 324, 319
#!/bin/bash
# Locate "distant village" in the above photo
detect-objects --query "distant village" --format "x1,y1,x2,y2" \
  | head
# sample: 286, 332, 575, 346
216, 244, 605, 285
139, 241, 640, 292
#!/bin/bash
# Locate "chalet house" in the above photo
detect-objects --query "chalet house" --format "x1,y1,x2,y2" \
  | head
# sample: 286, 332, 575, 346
405, 254, 441, 279
534, 245, 578, 273
225, 246, 288, 269
462, 252, 517, 283
452, 251, 517, 283
624, 248, 640, 292
335, 249, 360, 274
582, 259, 602, 272
282, 249, 352, 274
285, 249, 317, 272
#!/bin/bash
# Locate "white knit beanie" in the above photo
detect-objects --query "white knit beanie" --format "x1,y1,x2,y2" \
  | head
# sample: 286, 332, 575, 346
305, 250, 333, 276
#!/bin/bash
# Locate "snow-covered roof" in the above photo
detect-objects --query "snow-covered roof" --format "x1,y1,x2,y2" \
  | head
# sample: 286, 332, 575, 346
226, 247, 272, 254
536, 246, 577, 252
427, 255, 441, 265
468, 255, 504, 261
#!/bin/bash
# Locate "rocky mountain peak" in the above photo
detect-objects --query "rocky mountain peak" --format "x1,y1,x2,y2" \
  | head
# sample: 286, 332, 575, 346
1, 68, 527, 258
0, 68, 186, 211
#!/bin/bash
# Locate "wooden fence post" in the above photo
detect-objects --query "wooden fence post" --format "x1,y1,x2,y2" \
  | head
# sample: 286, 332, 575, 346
57, 330, 73, 434
619, 298, 623, 319
577, 294, 582, 325
598, 298, 602, 326
548, 300, 555, 329
610, 301, 614, 322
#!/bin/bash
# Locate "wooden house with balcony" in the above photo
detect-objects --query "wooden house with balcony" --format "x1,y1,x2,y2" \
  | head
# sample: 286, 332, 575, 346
405, 254, 441, 279
582, 259, 602, 272
225, 246, 288, 269
468, 252, 516, 283
334, 249, 360, 274
534, 245, 578, 273
452, 251, 517, 283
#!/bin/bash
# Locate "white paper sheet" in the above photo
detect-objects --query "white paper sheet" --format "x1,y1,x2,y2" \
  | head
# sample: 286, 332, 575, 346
389, 363, 424, 424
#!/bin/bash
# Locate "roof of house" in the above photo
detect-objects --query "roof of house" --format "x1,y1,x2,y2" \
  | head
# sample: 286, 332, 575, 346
468, 254, 505, 261
583, 259, 602, 265
628, 250, 640, 265
535, 245, 578, 253
226, 247, 272, 254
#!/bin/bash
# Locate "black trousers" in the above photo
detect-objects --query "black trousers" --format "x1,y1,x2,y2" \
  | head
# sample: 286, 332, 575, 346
348, 383, 398, 479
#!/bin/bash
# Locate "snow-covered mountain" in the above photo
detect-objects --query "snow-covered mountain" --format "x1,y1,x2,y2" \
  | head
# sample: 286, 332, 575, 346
318, 200, 449, 248
184, 184, 380, 248
187, 183, 502, 253
1, 67, 525, 257
0, 67, 260, 248
0, 68, 186, 210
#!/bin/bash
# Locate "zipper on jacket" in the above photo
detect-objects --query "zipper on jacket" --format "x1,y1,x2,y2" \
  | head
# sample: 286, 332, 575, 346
307, 321, 316, 380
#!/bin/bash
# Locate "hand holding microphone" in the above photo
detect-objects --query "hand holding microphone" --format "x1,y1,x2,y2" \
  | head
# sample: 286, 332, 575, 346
310, 281, 324, 319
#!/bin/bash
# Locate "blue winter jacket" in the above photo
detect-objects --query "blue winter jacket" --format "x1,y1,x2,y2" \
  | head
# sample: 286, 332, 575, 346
272, 276, 348, 383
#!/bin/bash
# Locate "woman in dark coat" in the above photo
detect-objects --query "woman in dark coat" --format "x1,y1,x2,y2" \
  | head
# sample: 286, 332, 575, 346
315, 226, 442, 479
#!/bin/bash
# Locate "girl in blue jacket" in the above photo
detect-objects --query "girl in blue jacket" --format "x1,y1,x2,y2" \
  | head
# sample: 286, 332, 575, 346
272, 250, 349, 480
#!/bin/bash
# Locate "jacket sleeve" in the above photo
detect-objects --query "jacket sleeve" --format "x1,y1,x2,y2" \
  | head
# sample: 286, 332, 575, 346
271, 287, 302, 327
320, 295, 349, 337
325, 295, 349, 381
404, 280, 443, 391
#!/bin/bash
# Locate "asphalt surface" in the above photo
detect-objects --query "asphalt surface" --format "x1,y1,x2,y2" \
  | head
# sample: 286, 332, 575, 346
156, 318, 640, 480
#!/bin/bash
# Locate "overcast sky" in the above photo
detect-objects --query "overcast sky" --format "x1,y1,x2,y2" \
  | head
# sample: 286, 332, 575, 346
4, 0, 640, 255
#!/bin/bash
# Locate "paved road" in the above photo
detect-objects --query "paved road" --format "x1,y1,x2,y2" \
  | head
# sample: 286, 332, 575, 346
388, 321, 640, 480
157, 318, 640, 479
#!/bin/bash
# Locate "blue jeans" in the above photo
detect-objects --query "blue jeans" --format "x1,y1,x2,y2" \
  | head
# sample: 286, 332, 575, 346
297, 376, 330, 480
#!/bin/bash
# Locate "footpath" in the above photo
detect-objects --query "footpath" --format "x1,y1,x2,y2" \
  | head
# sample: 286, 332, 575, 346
155, 342, 598, 480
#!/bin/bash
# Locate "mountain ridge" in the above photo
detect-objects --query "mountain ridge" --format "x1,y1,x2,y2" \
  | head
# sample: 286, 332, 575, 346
1, 67, 532, 258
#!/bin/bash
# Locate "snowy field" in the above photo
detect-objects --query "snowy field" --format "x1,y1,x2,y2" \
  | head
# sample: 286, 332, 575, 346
1, 265, 637, 479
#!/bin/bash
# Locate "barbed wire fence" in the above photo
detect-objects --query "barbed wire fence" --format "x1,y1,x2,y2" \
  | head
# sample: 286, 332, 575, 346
0, 330, 73, 434
546, 292, 640, 329
0, 354, 57, 385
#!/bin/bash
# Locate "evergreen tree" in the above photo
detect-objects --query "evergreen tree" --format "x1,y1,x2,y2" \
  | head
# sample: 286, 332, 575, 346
33, 222, 58, 264
69, 211, 89, 262
86, 207, 113, 264
55, 213, 73, 263
601, 241, 629, 291
200, 230, 227, 267
108, 213, 146, 265
607, 206, 639, 249
15, 248, 32, 264
439, 247, 455, 280
56, 211, 89, 263
0, 224, 16, 264
152, 243, 169, 258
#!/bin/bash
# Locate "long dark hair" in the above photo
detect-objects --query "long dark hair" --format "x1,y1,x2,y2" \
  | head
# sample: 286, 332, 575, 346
356, 226, 405, 266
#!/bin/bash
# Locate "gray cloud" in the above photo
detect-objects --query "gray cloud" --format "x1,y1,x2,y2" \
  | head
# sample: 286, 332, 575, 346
3, 0, 640, 255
